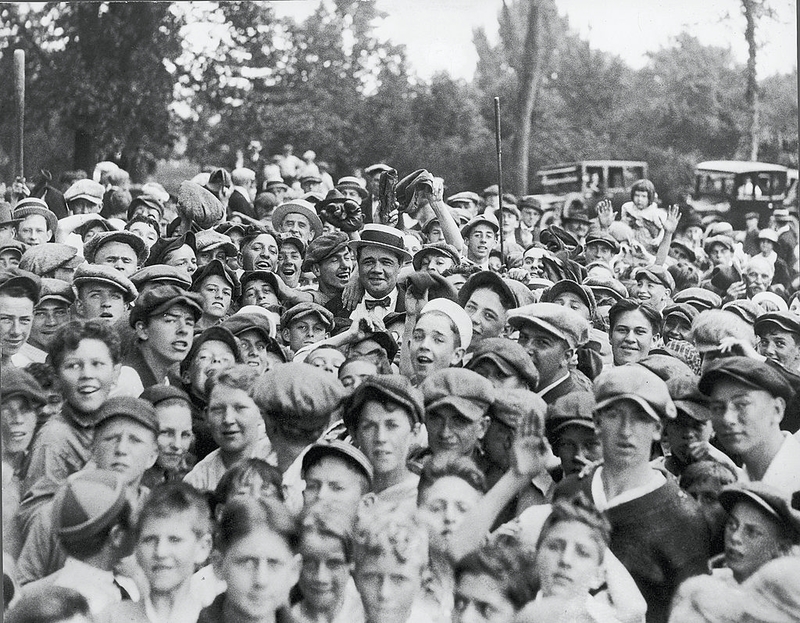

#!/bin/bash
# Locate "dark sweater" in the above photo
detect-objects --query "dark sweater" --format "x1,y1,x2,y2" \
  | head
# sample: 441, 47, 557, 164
555, 467, 711, 623
197, 594, 297, 623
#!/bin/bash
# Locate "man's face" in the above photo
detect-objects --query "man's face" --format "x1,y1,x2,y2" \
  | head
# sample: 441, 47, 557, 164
277, 244, 302, 289
520, 207, 541, 229
94, 241, 139, 277
419, 253, 454, 275
17, 215, 49, 245
610, 309, 656, 366
453, 572, 518, 623
585, 242, 613, 265
426, 223, 444, 244
0, 225, 16, 242
356, 400, 414, 477
77, 283, 126, 325
745, 265, 773, 296
0, 293, 34, 358
635, 276, 670, 310
136, 304, 195, 364
137, 511, 211, 596
757, 329, 800, 370
759, 240, 775, 256
564, 220, 589, 240
410, 312, 461, 380
523, 254, 544, 279
516, 325, 569, 388
367, 173, 382, 196
93, 417, 158, 485
241, 278, 280, 309
187, 339, 236, 397
338, 359, 379, 390
316, 249, 353, 291
724, 502, 786, 583
280, 213, 313, 244
155, 401, 193, 472
1, 395, 38, 455
198, 275, 233, 320
30, 300, 71, 350
707, 380, 783, 458
355, 552, 424, 623
358, 247, 401, 298
303, 455, 366, 516
0, 250, 21, 268
500, 210, 518, 234
197, 247, 230, 268
164, 244, 197, 277
553, 424, 602, 477
595, 400, 661, 471
241, 234, 279, 272
708, 243, 733, 267
463, 287, 506, 344
444, 272, 468, 294
466, 225, 496, 262
69, 198, 101, 215
206, 384, 261, 456
299, 532, 352, 614
426, 405, 488, 458
282, 315, 329, 353
663, 314, 691, 343
57, 338, 120, 413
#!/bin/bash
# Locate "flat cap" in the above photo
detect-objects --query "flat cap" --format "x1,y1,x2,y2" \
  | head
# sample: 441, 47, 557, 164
447, 191, 481, 205
490, 388, 547, 430
594, 364, 677, 422
342, 374, 424, 435
419, 298, 472, 350
349, 330, 399, 362
303, 232, 350, 272
542, 280, 596, 315
76, 215, 115, 238
127, 194, 164, 220
638, 352, 697, 381
758, 229, 779, 243
139, 384, 192, 408
663, 302, 699, 327
301, 439, 373, 485
364, 163, 393, 176
195, 230, 238, 256
698, 356, 795, 402
240, 270, 283, 300
412, 242, 461, 271
460, 214, 499, 238
64, 179, 104, 204
673, 287, 722, 312
718, 482, 800, 539
0, 239, 27, 258
754, 311, 800, 337
129, 284, 203, 327
670, 239, 697, 262
703, 235, 734, 254
53, 470, 127, 545
518, 195, 543, 211
179, 325, 241, 375
420, 368, 494, 422
545, 392, 596, 444
508, 302, 590, 349
281, 302, 334, 331
466, 337, 539, 389
130, 264, 192, 291
177, 181, 225, 230
583, 277, 628, 303
145, 232, 196, 268
73, 263, 137, 303
19, 243, 83, 276
585, 231, 620, 253
222, 311, 276, 341
83, 230, 149, 266
482, 185, 499, 196
253, 362, 347, 431
38, 277, 76, 306
666, 376, 710, 422
0, 366, 47, 405
0, 267, 41, 302
458, 270, 518, 311
634, 264, 675, 291
96, 396, 159, 433
190, 258, 240, 298
13, 198, 58, 233
272, 200, 323, 238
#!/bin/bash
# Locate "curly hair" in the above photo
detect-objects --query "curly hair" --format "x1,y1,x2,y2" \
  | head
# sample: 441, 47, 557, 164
537, 492, 611, 563
353, 507, 428, 568
205, 363, 261, 400
46, 318, 121, 369
300, 502, 356, 563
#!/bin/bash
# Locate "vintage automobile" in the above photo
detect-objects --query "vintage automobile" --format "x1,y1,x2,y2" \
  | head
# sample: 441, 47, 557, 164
692, 160, 790, 228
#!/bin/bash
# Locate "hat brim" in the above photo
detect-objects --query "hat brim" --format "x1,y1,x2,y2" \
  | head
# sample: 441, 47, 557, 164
335, 184, 368, 200
348, 239, 412, 262
149, 294, 204, 321
718, 488, 782, 520
460, 218, 499, 238
755, 317, 800, 336
73, 275, 136, 303
285, 309, 334, 330
426, 396, 490, 423
412, 246, 458, 271
507, 315, 572, 347
595, 394, 665, 422
272, 204, 323, 237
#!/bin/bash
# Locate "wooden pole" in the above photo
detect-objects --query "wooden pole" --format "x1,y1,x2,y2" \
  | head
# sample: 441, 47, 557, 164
14, 49, 25, 179
494, 97, 504, 261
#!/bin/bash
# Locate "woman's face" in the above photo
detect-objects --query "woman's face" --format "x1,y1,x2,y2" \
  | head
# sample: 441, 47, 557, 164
610, 309, 656, 365
418, 476, 482, 553
535, 520, 603, 599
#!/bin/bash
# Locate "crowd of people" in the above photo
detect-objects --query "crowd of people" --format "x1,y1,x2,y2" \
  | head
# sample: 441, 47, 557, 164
1, 156, 800, 623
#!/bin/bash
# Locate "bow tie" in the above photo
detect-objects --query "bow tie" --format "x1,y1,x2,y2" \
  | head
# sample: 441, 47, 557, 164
365, 297, 391, 311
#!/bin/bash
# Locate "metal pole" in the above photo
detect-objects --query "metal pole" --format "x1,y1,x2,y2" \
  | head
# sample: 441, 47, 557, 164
494, 97, 504, 262
14, 49, 25, 179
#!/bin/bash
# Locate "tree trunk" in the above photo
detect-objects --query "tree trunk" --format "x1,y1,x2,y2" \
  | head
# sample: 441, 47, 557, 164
511, 0, 551, 195
742, 0, 760, 161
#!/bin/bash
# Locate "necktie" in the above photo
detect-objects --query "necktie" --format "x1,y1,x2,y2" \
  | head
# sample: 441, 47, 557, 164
365, 297, 391, 311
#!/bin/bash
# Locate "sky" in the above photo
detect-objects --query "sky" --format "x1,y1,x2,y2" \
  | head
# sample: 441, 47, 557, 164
271, 0, 798, 81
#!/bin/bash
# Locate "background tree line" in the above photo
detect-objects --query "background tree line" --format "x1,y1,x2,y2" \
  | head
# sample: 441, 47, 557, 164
0, 0, 796, 203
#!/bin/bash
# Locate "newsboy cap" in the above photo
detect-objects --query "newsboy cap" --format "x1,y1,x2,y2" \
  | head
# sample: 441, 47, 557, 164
718, 482, 800, 540
301, 439, 373, 486
129, 284, 203, 327
634, 264, 675, 291
490, 388, 547, 431
594, 364, 677, 422
64, 179, 104, 205
0, 267, 41, 302
508, 303, 590, 349
420, 368, 494, 423
53, 470, 128, 545
466, 337, 539, 389
281, 302, 334, 331
96, 396, 159, 434
83, 230, 149, 266
38, 277, 76, 307
412, 242, 461, 272
130, 264, 192, 292
545, 392, 596, 444
673, 287, 722, 312
754, 311, 800, 337
72, 263, 138, 303
0, 366, 47, 406
19, 243, 83, 277
342, 374, 424, 435
177, 181, 225, 230
698, 356, 794, 402
303, 232, 350, 272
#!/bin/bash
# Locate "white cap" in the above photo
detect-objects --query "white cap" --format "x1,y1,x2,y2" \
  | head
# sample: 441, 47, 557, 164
419, 298, 473, 350
233, 305, 278, 338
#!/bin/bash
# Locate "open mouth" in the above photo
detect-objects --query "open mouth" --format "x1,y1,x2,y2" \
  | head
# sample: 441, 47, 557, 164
172, 341, 189, 351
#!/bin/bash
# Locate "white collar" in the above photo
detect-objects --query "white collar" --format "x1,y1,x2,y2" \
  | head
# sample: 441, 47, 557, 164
536, 372, 570, 397
590, 466, 665, 511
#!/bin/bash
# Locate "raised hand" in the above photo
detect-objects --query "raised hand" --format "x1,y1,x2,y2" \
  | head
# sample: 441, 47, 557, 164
596, 199, 617, 229
663, 204, 682, 235
510, 408, 550, 479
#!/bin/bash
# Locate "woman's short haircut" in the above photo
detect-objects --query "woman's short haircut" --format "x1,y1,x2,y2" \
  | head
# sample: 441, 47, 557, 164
135, 482, 212, 540
537, 492, 610, 563
47, 318, 122, 369
630, 179, 656, 204
690, 309, 756, 348
608, 298, 662, 335
205, 363, 261, 400
215, 497, 299, 554
454, 538, 536, 611
300, 502, 356, 562
417, 453, 487, 505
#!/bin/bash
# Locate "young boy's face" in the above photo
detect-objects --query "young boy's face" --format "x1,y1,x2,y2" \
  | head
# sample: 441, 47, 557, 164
137, 510, 211, 595
155, 401, 193, 472
356, 400, 414, 477
57, 338, 121, 414
1, 395, 38, 454
664, 414, 711, 465
453, 572, 517, 623
535, 520, 603, 599
206, 384, 261, 457
299, 532, 351, 613
186, 339, 237, 397
307, 347, 345, 375
410, 312, 462, 379
595, 400, 661, 471
78, 283, 127, 325
355, 551, 424, 623
282, 316, 329, 353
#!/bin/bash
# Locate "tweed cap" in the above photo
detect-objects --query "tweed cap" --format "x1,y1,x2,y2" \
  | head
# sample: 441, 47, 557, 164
130, 264, 192, 291
466, 337, 539, 389
420, 368, 494, 423
73, 263, 137, 303
718, 482, 800, 539
585, 231, 620, 253
96, 396, 159, 434
754, 311, 800, 337
240, 270, 283, 300
301, 439, 373, 485
127, 194, 164, 220
458, 270, 517, 311
177, 181, 225, 230
145, 232, 196, 267
460, 214, 499, 238
13, 198, 58, 233
583, 277, 628, 303
508, 302, 591, 349
19, 243, 83, 276
698, 356, 795, 401
281, 302, 334, 331
594, 364, 677, 422
666, 375, 710, 422
545, 392, 596, 443
194, 230, 238, 256
272, 199, 324, 238
179, 325, 241, 375
673, 287, 722, 312
139, 384, 192, 408
64, 179, 104, 204
129, 284, 203, 327
634, 264, 675, 291
53, 470, 127, 545
75, 215, 116, 238
342, 374, 424, 434
83, 230, 149, 266
302, 232, 350, 272
670, 239, 697, 262
0, 239, 27, 259
0, 366, 47, 405
663, 303, 699, 327
638, 352, 697, 381
489, 388, 547, 430
0, 267, 41, 302
253, 362, 348, 431
412, 242, 461, 271
38, 278, 76, 306
190, 259, 240, 298
542, 280, 596, 314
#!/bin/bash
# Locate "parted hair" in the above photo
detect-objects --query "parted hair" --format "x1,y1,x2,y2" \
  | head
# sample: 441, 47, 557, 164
300, 502, 356, 562
417, 453, 487, 505
536, 492, 611, 563
215, 497, 299, 554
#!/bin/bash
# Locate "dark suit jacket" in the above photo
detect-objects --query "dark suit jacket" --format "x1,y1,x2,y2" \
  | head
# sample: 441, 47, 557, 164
324, 287, 406, 322
228, 189, 255, 219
